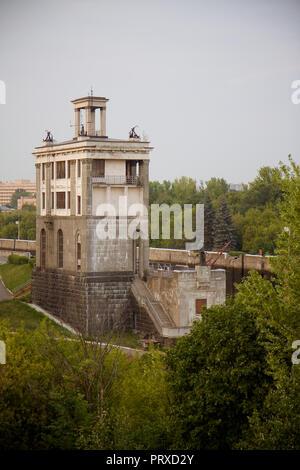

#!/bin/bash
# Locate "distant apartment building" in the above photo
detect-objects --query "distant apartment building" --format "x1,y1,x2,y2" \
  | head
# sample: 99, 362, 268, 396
17, 196, 37, 210
229, 183, 244, 192
0, 180, 36, 206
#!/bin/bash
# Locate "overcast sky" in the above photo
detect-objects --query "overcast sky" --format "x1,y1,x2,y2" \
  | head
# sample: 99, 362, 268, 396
0, 0, 299, 184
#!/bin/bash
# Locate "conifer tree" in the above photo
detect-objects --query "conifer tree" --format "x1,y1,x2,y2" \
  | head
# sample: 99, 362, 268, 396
213, 196, 237, 251
204, 195, 215, 251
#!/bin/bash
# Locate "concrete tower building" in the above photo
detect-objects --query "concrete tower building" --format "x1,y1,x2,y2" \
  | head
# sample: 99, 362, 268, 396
32, 95, 152, 334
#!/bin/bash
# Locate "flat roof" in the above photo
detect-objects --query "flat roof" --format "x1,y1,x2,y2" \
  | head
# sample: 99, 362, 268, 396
34, 136, 150, 150
71, 96, 109, 103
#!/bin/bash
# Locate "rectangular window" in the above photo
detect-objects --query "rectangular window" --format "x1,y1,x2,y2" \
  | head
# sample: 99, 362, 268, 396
77, 195, 81, 215
42, 163, 45, 181
92, 159, 105, 177
77, 242, 81, 271
51, 162, 54, 179
57, 230, 63, 268
77, 160, 81, 178
42, 192, 45, 209
67, 161, 71, 179
56, 192, 66, 209
51, 192, 54, 209
67, 191, 71, 209
195, 299, 207, 315
56, 161, 66, 179
41, 230, 46, 270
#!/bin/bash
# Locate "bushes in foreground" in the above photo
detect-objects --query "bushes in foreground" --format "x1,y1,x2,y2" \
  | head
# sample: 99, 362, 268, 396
8, 254, 30, 265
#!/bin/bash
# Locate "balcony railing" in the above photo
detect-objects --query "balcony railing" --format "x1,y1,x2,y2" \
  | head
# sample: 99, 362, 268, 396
92, 175, 140, 185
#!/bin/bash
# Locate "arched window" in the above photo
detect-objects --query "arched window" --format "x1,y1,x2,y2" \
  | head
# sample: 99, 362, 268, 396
57, 229, 63, 268
40, 229, 46, 270
76, 233, 81, 271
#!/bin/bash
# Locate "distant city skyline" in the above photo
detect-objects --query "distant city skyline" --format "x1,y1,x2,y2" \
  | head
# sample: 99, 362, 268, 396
0, 0, 299, 185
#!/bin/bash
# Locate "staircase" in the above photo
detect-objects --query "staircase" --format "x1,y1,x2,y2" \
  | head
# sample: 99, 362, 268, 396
131, 277, 191, 339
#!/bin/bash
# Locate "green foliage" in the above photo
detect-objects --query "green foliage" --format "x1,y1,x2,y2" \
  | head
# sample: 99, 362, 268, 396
110, 351, 171, 450
164, 159, 300, 450
0, 300, 71, 334
239, 367, 300, 449
0, 316, 170, 451
8, 254, 29, 265
205, 177, 229, 203
232, 158, 300, 449
213, 196, 237, 251
271, 157, 300, 333
203, 194, 215, 251
233, 206, 282, 254
149, 165, 283, 254
0, 206, 36, 240
246, 166, 283, 211
10, 189, 31, 209
166, 303, 271, 450
0, 322, 90, 449
78, 350, 171, 450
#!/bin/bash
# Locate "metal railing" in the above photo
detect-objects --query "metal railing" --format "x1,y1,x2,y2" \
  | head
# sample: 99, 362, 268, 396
92, 175, 140, 185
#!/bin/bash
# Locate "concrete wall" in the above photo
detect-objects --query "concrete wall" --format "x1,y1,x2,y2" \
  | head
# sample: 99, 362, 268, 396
0, 241, 273, 274
105, 160, 125, 176
0, 238, 36, 252
36, 216, 88, 272
92, 186, 144, 216
148, 248, 273, 273
86, 218, 135, 273
32, 269, 134, 335
147, 266, 226, 328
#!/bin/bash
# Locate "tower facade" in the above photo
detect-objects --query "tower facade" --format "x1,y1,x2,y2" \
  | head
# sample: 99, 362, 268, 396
32, 95, 152, 334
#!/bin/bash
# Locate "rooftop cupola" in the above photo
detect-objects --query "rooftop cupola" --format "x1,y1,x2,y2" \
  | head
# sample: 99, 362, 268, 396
71, 95, 109, 138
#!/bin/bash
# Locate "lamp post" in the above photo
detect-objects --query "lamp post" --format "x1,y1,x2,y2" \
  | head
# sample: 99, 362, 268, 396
15, 220, 20, 240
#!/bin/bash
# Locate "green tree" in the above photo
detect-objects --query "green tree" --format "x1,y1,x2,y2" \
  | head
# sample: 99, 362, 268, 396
213, 196, 237, 251
78, 350, 171, 450
232, 206, 281, 254
10, 189, 31, 209
203, 194, 215, 251
0, 321, 91, 450
232, 157, 300, 449
244, 166, 283, 212
204, 177, 229, 203
166, 303, 272, 450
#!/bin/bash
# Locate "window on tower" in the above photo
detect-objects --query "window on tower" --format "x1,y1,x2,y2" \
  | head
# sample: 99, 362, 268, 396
42, 163, 45, 181
76, 233, 81, 271
56, 192, 66, 209
195, 299, 207, 315
40, 229, 46, 270
57, 229, 63, 268
56, 161, 66, 179
92, 159, 105, 177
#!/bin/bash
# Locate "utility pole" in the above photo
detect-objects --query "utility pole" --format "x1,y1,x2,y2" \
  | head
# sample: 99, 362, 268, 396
15, 220, 20, 240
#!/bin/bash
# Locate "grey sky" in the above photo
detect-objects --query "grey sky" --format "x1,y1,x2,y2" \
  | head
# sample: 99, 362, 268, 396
0, 0, 299, 184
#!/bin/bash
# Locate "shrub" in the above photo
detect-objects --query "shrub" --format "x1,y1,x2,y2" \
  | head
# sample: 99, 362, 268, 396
8, 254, 29, 265
28, 258, 36, 268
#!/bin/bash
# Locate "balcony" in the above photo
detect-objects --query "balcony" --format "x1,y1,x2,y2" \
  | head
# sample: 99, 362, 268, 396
92, 175, 140, 185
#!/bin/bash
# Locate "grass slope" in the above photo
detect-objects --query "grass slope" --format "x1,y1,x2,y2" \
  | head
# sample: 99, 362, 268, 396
0, 263, 33, 292
0, 299, 71, 335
